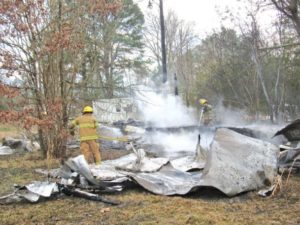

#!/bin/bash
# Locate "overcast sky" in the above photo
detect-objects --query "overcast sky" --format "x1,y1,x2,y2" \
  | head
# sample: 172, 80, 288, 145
136, 0, 244, 36
136, 0, 277, 37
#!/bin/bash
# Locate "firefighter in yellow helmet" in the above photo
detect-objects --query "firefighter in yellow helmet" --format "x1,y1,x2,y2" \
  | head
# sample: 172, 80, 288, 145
69, 106, 101, 165
198, 98, 213, 125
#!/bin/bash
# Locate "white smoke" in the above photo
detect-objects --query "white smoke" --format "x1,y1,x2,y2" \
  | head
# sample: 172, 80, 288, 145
134, 83, 286, 158
135, 85, 197, 127
213, 98, 248, 126
134, 84, 211, 158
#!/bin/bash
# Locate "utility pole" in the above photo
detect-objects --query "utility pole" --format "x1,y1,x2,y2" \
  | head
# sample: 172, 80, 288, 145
174, 73, 178, 95
159, 0, 167, 83
148, 0, 167, 83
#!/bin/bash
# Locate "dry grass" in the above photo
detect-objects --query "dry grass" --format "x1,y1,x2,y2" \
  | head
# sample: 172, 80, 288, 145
0, 151, 299, 225
0, 124, 21, 140
0, 125, 300, 225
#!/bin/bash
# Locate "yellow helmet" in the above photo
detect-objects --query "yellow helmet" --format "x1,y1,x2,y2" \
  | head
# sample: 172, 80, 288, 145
83, 106, 93, 113
199, 98, 207, 105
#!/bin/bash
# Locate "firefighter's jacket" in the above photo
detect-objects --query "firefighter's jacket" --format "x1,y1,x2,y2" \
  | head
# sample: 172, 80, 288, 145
202, 104, 212, 114
70, 114, 98, 141
201, 104, 213, 122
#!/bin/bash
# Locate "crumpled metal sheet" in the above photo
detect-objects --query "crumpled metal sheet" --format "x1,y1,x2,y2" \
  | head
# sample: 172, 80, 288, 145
0, 181, 119, 204
30, 126, 284, 198
117, 157, 169, 172
64, 155, 102, 186
124, 129, 279, 196
90, 154, 136, 180
273, 119, 300, 141
89, 149, 169, 181
58, 156, 124, 194
26, 181, 58, 197
114, 148, 169, 172
124, 165, 202, 195
198, 128, 279, 196
170, 134, 206, 172
0, 181, 59, 203
226, 125, 287, 146
170, 156, 205, 172
62, 155, 126, 191
278, 148, 300, 170
0, 146, 14, 155
90, 164, 128, 181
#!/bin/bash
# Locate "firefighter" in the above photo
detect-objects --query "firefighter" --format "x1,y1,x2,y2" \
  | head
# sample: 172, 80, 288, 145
69, 106, 101, 165
199, 98, 213, 125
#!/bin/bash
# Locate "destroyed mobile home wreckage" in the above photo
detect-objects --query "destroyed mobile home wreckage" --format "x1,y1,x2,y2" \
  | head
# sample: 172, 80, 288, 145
1, 119, 300, 205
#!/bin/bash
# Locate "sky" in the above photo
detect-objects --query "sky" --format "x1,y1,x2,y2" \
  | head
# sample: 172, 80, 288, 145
136, 0, 277, 37
163, 0, 240, 34
136, 0, 244, 36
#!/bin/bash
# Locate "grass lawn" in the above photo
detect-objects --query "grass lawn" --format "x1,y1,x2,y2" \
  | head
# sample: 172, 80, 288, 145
0, 125, 299, 225
0, 151, 299, 225
0, 124, 21, 140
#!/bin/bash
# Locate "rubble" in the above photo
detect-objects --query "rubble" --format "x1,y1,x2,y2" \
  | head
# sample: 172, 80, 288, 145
30, 128, 280, 198
273, 119, 300, 172
0, 137, 40, 155
2, 119, 300, 204
0, 181, 119, 205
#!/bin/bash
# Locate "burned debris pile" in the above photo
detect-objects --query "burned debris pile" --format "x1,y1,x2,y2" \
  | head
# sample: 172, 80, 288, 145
1, 119, 300, 205
0, 137, 40, 155
274, 119, 300, 172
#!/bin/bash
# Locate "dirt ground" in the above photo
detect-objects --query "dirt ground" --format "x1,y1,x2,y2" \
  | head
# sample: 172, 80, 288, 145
0, 127, 300, 225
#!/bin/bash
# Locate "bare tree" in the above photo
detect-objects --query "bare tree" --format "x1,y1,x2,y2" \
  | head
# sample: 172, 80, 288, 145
237, 1, 287, 122
271, 0, 300, 39
144, 10, 197, 103
0, 0, 120, 158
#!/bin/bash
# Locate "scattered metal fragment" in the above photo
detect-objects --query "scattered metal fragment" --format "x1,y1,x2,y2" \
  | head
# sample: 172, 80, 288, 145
26, 181, 58, 197
0, 146, 14, 155
0, 181, 59, 204
59, 185, 119, 205
0, 181, 120, 205
258, 185, 276, 197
